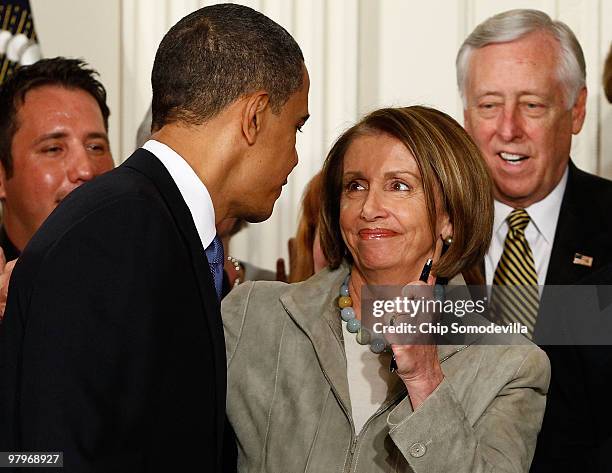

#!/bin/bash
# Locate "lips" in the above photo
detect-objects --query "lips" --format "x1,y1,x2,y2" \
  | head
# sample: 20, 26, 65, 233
358, 228, 398, 239
498, 152, 529, 165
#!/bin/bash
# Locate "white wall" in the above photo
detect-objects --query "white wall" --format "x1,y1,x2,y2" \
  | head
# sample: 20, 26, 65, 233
30, 0, 122, 163
30, 0, 612, 271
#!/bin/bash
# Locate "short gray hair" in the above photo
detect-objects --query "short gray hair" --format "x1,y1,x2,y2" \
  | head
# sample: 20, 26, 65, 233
456, 9, 586, 109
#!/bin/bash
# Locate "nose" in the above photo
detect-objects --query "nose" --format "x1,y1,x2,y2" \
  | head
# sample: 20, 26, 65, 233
360, 187, 387, 221
66, 146, 95, 183
496, 104, 523, 142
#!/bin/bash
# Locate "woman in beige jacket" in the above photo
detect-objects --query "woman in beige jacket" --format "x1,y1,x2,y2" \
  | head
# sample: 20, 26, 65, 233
222, 106, 550, 472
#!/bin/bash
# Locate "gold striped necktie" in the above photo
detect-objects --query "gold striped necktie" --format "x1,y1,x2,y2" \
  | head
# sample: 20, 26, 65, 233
491, 208, 539, 339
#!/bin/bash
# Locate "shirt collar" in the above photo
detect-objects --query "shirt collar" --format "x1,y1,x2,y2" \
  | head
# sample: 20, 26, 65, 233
141, 139, 216, 249
493, 165, 568, 245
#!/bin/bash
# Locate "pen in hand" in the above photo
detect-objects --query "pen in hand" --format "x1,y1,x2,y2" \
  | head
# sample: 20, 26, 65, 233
390, 258, 433, 372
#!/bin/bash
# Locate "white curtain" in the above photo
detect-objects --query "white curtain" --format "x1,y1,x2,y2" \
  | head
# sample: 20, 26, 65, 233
120, 0, 612, 271
120, 0, 359, 271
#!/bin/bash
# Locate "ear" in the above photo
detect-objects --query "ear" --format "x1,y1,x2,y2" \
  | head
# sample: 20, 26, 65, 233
463, 108, 473, 135
0, 163, 8, 200
241, 91, 270, 145
571, 86, 587, 135
439, 212, 453, 242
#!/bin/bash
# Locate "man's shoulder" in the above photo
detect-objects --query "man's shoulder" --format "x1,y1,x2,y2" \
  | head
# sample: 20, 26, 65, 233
20, 159, 175, 270
566, 161, 612, 199
42, 166, 165, 236
45, 149, 174, 228
559, 161, 612, 224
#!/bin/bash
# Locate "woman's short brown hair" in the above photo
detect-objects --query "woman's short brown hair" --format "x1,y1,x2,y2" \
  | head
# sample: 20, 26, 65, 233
290, 172, 323, 283
319, 106, 493, 279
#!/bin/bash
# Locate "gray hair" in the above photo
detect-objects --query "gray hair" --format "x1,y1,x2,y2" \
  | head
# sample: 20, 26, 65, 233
456, 9, 586, 109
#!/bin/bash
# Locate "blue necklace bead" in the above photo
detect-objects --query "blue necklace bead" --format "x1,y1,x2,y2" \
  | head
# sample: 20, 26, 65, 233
356, 327, 371, 345
338, 274, 369, 345
370, 337, 386, 354
346, 317, 361, 333
341, 306, 355, 322
339, 273, 388, 350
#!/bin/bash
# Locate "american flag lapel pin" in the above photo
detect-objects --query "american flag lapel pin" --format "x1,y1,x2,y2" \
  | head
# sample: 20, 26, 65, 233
573, 253, 593, 267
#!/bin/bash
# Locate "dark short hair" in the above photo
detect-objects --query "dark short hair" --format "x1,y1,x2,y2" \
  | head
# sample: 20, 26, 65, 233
151, 3, 304, 130
320, 106, 493, 279
0, 57, 110, 177
604, 43, 612, 103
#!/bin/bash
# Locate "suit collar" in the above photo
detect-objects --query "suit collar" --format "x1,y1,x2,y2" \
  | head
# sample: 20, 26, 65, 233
492, 166, 567, 246
141, 140, 216, 249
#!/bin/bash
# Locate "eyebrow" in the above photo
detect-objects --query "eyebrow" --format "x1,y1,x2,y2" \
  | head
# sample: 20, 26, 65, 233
33, 131, 109, 146
342, 170, 420, 180
87, 132, 110, 143
33, 132, 68, 145
475, 91, 504, 98
475, 90, 548, 99
383, 170, 419, 179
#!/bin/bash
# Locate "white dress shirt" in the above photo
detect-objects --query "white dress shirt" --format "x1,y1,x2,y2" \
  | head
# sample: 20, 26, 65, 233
485, 166, 568, 288
142, 139, 216, 250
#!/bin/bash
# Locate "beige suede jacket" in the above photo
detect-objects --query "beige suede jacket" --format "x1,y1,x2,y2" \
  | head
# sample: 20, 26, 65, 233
221, 265, 551, 473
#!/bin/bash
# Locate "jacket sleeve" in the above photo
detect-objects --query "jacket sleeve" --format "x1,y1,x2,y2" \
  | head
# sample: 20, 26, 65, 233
387, 345, 550, 473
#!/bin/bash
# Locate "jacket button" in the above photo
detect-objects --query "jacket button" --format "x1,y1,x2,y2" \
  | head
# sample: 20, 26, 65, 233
409, 442, 426, 458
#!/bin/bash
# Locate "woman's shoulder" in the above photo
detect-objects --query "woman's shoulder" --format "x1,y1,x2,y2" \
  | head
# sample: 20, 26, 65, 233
224, 266, 347, 311
220, 280, 288, 334
221, 266, 349, 367
222, 265, 348, 325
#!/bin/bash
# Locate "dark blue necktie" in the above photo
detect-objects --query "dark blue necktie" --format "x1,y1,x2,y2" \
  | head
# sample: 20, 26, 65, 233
205, 235, 224, 301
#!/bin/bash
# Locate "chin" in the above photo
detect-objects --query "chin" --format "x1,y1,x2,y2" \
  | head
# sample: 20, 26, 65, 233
356, 256, 398, 272
243, 206, 274, 224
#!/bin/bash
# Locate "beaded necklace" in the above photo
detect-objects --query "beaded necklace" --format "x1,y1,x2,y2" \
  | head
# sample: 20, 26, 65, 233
338, 274, 387, 354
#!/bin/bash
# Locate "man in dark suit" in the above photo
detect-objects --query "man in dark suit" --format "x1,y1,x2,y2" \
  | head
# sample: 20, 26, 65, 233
456, 9, 612, 473
0, 4, 309, 472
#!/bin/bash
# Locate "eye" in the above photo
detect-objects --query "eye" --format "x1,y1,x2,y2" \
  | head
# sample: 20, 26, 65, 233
345, 180, 365, 192
521, 101, 547, 116
391, 180, 410, 191
42, 145, 63, 155
476, 101, 501, 118
478, 101, 501, 110
87, 142, 108, 154
297, 125, 303, 133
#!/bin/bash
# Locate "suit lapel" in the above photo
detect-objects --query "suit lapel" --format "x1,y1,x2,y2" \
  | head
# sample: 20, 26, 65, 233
547, 161, 581, 284
121, 149, 226, 451
280, 266, 354, 416
546, 161, 601, 285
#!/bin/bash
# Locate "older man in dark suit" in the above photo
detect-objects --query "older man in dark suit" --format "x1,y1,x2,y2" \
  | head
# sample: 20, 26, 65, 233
0, 4, 309, 472
457, 9, 612, 473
